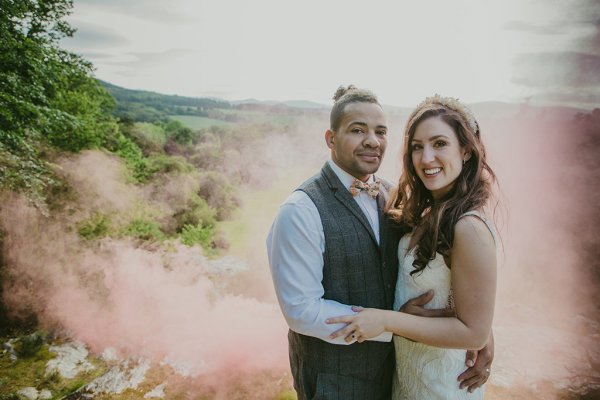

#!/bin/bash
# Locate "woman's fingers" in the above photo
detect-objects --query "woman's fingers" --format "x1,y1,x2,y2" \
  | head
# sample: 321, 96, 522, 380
344, 332, 355, 343
329, 323, 355, 339
325, 315, 354, 324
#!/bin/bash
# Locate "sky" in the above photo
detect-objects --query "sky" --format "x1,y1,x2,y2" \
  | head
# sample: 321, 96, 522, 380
61, 0, 600, 108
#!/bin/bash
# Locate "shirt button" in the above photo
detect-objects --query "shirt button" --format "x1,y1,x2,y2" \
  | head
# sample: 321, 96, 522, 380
382, 262, 386, 269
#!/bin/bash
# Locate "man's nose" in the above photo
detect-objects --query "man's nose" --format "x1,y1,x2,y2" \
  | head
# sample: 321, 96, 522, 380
363, 130, 380, 148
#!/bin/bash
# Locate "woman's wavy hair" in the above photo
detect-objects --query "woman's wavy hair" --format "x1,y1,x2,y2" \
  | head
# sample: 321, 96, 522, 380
387, 98, 497, 275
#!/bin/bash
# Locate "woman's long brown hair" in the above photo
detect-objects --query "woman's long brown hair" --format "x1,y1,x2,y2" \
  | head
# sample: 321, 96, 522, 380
387, 101, 497, 275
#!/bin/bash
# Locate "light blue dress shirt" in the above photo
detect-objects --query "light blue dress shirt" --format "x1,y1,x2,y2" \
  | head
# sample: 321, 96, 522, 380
267, 159, 393, 345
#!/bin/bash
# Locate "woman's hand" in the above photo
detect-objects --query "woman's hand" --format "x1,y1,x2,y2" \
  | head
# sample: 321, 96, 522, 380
326, 306, 387, 343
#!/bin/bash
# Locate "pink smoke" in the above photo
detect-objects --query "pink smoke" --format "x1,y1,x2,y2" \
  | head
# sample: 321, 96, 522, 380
1, 103, 598, 399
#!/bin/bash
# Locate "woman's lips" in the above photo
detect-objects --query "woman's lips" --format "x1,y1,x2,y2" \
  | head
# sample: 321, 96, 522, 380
423, 167, 442, 177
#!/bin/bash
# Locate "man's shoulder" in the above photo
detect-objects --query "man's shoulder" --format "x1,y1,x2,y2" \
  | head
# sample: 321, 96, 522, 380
296, 169, 326, 192
281, 190, 315, 208
273, 190, 322, 233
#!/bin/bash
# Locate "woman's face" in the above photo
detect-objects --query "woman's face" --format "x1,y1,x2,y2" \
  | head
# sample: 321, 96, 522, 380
410, 116, 468, 200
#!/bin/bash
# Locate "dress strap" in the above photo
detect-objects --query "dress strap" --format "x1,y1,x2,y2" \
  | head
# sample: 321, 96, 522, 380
459, 210, 497, 246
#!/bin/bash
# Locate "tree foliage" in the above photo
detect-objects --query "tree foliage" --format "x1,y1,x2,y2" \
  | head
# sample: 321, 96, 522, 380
0, 0, 117, 197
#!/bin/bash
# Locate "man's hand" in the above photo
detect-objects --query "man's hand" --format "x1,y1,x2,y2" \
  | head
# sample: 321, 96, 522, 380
399, 290, 455, 318
458, 332, 494, 392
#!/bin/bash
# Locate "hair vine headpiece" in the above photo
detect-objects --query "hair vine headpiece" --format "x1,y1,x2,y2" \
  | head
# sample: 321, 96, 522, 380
416, 94, 479, 133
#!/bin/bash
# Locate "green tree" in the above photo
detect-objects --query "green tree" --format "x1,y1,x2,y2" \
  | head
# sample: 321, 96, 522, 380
0, 0, 117, 197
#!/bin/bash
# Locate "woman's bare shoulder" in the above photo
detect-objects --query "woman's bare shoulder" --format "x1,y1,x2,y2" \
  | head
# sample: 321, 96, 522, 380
454, 215, 495, 249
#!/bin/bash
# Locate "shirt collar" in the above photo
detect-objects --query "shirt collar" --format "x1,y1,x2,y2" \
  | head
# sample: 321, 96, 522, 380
327, 159, 376, 192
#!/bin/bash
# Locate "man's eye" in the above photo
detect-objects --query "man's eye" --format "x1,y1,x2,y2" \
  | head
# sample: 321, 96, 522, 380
377, 130, 387, 136
352, 128, 364, 134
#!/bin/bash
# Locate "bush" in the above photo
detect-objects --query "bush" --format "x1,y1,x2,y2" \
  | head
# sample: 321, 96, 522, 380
180, 224, 213, 249
0, 140, 56, 203
120, 121, 166, 155
77, 212, 110, 240
123, 219, 166, 242
173, 195, 217, 231
114, 134, 151, 183
18, 331, 46, 358
147, 154, 194, 175
164, 119, 196, 145
197, 171, 240, 220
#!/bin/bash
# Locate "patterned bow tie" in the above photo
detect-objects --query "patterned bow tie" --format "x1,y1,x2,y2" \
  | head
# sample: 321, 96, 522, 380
349, 178, 381, 199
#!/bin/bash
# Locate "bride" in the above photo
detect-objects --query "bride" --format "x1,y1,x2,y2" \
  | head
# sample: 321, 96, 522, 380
327, 95, 498, 399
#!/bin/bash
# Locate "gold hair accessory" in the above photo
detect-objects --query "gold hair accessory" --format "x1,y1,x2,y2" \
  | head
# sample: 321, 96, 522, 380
418, 94, 479, 133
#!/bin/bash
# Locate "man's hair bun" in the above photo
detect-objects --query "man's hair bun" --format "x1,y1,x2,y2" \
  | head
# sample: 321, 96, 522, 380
333, 85, 358, 102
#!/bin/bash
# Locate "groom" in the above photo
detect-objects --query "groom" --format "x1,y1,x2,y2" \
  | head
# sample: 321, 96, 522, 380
267, 85, 492, 399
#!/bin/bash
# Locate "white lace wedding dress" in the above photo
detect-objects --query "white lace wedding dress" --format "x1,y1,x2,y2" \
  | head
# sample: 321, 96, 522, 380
392, 212, 495, 400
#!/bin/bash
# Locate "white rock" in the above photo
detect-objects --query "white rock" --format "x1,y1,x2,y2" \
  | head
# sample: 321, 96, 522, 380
16, 387, 38, 400
86, 359, 150, 395
4, 339, 18, 361
160, 357, 194, 377
100, 347, 118, 361
144, 383, 166, 398
38, 389, 52, 400
204, 255, 248, 274
129, 360, 151, 387
46, 342, 95, 379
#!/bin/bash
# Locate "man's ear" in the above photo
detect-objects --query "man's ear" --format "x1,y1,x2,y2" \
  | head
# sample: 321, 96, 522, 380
325, 129, 335, 149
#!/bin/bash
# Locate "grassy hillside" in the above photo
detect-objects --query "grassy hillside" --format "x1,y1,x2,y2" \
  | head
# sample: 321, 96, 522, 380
99, 80, 232, 122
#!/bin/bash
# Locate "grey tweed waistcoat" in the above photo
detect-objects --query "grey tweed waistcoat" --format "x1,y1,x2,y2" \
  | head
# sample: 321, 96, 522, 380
288, 163, 401, 400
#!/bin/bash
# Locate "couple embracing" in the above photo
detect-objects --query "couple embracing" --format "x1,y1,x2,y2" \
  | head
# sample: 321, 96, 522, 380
267, 85, 497, 400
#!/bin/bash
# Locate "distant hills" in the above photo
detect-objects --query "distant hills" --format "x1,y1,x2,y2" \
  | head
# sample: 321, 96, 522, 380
99, 80, 232, 122
231, 98, 327, 109
100, 80, 591, 125
99, 81, 329, 123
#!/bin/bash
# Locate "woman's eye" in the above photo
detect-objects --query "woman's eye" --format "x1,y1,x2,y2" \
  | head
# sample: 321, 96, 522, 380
434, 140, 447, 148
412, 144, 422, 151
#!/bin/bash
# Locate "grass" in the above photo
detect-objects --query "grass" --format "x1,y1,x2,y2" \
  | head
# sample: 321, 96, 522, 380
170, 115, 230, 129
171, 111, 298, 130
220, 168, 314, 256
0, 335, 107, 399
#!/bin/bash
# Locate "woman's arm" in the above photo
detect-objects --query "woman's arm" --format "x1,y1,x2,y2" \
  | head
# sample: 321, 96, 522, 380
327, 216, 497, 350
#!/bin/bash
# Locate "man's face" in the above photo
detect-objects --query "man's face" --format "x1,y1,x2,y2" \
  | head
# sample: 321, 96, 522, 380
325, 102, 388, 181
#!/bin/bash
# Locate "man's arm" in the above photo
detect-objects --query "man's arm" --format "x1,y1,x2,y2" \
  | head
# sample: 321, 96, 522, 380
267, 191, 391, 345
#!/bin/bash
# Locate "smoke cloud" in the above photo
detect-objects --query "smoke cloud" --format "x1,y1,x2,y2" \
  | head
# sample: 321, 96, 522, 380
1, 101, 599, 399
